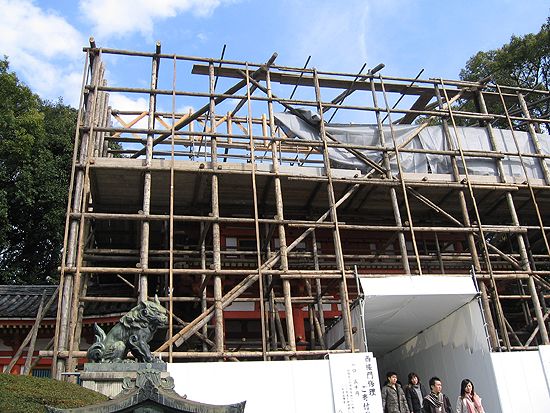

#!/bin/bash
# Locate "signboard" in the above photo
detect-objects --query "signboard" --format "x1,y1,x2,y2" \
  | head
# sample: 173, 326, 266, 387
329, 352, 383, 413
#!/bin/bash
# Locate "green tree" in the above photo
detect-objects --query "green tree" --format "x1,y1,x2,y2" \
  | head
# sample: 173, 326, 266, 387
0, 59, 77, 284
460, 17, 549, 90
459, 16, 549, 130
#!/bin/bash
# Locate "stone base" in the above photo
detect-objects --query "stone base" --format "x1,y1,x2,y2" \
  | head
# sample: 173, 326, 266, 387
80, 362, 168, 398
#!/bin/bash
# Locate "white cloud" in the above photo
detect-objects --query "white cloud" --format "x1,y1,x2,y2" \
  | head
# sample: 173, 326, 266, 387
0, 0, 86, 106
79, 0, 229, 40
109, 93, 150, 129
109, 93, 149, 112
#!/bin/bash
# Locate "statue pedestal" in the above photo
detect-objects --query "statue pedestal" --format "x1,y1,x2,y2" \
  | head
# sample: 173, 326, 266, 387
80, 362, 168, 398
49, 366, 246, 413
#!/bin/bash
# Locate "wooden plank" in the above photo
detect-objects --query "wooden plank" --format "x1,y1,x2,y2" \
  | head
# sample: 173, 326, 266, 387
397, 92, 433, 124
192, 64, 521, 105
22, 292, 46, 374
193, 64, 440, 96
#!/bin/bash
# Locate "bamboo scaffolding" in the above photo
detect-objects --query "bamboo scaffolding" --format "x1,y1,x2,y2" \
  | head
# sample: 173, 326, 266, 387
208, 61, 225, 355
51, 44, 550, 377
441, 80, 512, 349
138, 42, 161, 301
168, 54, 177, 362
245, 63, 268, 359
54, 44, 100, 379
313, 69, 354, 349
262, 69, 296, 356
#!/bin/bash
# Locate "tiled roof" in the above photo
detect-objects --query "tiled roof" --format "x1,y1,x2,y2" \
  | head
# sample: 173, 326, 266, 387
0, 285, 58, 318
0, 285, 134, 319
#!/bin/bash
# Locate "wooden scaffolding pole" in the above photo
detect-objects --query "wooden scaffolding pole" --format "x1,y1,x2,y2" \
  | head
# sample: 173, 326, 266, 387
313, 69, 354, 350
168, 54, 178, 362
156, 179, 363, 353
379, 74, 423, 274
265, 69, 297, 354
440, 81, 511, 350
56, 45, 550, 362
477, 89, 543, 347
54, 44, 99, 379
209, 61, 224, 354
495, 86, 550, 345
139, 42, 161, 302
369, 73, 411, 274
245, 64, 268, 359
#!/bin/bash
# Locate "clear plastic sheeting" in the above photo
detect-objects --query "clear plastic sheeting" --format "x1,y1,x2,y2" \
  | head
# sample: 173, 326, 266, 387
274, 111, 550, 179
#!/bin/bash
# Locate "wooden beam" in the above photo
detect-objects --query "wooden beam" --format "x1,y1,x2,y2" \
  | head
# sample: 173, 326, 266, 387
397, 92, 433, 124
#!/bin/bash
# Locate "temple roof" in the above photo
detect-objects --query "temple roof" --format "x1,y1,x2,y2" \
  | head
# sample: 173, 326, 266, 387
0, 284, 133, 319
47, 368, 246, 413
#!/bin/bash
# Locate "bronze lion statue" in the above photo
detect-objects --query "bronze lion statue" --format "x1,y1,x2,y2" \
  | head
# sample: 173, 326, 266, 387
87, 296, 168, 363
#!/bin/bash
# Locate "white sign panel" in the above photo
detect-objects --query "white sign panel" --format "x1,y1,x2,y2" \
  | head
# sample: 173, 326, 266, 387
329, 352, 383, 413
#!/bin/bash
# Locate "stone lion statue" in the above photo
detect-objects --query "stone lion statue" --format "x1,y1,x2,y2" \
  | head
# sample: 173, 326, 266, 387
87, 296, 168, 363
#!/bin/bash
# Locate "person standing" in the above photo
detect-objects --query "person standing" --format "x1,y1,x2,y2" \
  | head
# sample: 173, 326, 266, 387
455, 379, 485, 413
422, 377, 451, 413
382, 371, 410, 413
405, 372, 427, 413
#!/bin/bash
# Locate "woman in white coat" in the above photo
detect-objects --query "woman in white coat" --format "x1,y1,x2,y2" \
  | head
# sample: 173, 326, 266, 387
455, 379, 484, 413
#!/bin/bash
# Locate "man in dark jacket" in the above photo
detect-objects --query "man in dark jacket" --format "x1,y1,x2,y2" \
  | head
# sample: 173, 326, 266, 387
422, 377, 451, 413
381, 371, 410, 413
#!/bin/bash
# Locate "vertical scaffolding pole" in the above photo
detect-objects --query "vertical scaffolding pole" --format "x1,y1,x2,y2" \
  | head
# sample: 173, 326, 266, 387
67, 56, 105, 373
517, 92, 550, 185
264, 223, 278, 355
379, 74, 423, 274
433, 84, 482, 275
517, 92, 550, 339
139, 42, 161, 302
313, 69, 354, 350
312, 231, 326, 337
441, 81, 510, 349
245, 64, 268, 359
54, 45, 97, 378
433, 86, 495, 349
209, 61, 224, 354
265, 69, 297, 354
200, 222, 208, 352
369, 76, 411, 274
495, 86, 550, 345
261, 117, 279, 355
476, 90, 531, 348
93, 84, 108, 158
168, 54, 178, 362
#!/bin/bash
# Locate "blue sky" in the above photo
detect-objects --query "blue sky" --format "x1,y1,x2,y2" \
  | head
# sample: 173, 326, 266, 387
0, 0, 548, 108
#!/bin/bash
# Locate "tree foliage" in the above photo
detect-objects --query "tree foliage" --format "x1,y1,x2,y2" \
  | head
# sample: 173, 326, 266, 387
0, 59, 77, 284
460, 17, 549, 90
459, 17, 550, 130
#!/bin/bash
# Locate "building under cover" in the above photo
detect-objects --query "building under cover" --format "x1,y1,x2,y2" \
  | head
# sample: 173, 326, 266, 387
46, 40, 550, 412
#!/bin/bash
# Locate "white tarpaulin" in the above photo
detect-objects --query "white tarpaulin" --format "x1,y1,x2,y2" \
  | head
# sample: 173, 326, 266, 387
274, 111, 550, 179
169, 359, 335, 413
359, 276, 478, 355
491, 350, 550, 413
